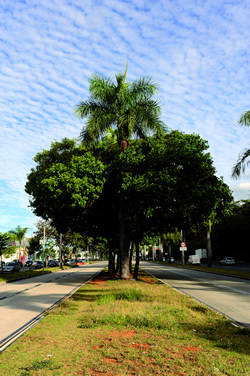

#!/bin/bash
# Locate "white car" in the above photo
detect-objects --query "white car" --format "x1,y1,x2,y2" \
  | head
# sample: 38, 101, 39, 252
220, 257, 236, 266
3, 262, 21, 273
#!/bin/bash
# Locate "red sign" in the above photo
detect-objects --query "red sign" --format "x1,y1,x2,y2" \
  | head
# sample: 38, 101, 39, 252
181, 242, 186, 247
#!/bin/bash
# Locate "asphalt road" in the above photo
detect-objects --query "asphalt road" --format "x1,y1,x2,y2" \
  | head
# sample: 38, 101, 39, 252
140, 261, 250, 327
0, 262, 107, 350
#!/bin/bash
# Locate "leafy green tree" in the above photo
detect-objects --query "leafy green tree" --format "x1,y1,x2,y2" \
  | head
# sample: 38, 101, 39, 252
120, 132, 233, 269
9, 225, 28, 262
75, 68, 166, 279
232, 111, 250, 178
26, 236, 41, 258
161, 230, 182, 263
212, 199, 250, 261
204, 178, 233, 266
25, 138, 106, 234
0, 232, 16, 273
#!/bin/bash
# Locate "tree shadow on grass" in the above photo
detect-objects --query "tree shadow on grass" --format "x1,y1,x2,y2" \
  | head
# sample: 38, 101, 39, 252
180, 316, 250, 356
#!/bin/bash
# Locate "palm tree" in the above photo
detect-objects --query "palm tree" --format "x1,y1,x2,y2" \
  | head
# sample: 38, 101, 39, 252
9, 225, 28, 263
232, 111, 250, 178
75, 66, 166, 279
75, 65, 166, 152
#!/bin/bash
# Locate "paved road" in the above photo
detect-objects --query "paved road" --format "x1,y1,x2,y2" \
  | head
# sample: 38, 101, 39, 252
0, 262, 107, 349
140, 262, 250, 327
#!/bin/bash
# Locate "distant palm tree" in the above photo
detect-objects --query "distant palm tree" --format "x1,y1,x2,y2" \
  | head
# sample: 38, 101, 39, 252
9, 225, 28, 262
232, 111, 250, 178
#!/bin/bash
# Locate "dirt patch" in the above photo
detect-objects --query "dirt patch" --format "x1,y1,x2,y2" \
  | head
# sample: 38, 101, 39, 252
108, 330, 137, 338
89, 276, 109, 285
181, 346, 201, 353
91, 345, 104, 349
130, 342, 152, 350
104, 358, 120, 363
140, 276, 154, 284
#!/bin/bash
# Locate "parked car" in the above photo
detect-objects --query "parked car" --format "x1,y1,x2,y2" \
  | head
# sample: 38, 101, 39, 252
25, 260, 33, 267
167, 257, 175, 263
220, 257, 236, 266
13, 260, 23, 268
3, 262, 21, 273
33, 260, 43, 269
187, 255, 200, 265
48, 259, 59, 267
65, 259, 75, 266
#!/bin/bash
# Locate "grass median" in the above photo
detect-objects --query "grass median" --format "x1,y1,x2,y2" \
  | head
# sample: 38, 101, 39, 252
0, 269, 249, 375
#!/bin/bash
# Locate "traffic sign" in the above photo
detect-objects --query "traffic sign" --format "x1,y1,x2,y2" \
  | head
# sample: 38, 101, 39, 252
180, 247, 187, 251
180, 242, 186, 247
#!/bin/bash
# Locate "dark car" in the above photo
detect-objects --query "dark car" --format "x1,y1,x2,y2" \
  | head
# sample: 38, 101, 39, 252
48, 259, 59, 267
220, 257, 236, 266
25, 260, 33, 267
13, 260, 23, 268
33, 260, 43, 269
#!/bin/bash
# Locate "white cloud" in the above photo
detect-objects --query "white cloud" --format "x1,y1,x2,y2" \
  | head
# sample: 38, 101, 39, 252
0, 0, 249, 234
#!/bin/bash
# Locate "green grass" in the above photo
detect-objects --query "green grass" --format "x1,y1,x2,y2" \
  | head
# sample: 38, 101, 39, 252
0, 269, 249, 375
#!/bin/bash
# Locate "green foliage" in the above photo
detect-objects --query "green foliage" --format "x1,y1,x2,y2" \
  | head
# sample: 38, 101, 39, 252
25, 138, 106, 233
238, 110, 250, 126
120, 131, 232, 240
0, 232, 16, 258
75, 70, 167, 147
232, 110, 250, 178
26, 236, 41, 256
212, 199, 250, 260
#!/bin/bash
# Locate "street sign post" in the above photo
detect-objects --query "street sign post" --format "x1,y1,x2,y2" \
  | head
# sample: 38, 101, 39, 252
180, 243, 187, 265
179, 246, 187, 251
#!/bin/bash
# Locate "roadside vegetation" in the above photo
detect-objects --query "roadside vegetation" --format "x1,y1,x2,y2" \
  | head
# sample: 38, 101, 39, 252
0, 265, 74, 283
0, 269, 249, 376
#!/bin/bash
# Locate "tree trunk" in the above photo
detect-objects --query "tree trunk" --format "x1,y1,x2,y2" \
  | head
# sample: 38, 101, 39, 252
152, 245, 156, 261
119, 198, 130, 279
133, 242, 140, 280
129, 242, 133, 273
206, 228, 212, 267
168, 243, 172, 263
159, 242, 163, 261
108, 241, 116, 276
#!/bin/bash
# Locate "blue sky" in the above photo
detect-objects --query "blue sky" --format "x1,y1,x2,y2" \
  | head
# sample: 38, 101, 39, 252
0, 0, 249, 237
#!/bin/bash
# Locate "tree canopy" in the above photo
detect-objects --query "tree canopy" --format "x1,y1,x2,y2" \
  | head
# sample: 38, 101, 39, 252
25, 130, 233, 273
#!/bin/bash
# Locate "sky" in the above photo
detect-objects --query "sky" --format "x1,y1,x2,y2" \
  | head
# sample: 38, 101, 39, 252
0, 0, 249, 237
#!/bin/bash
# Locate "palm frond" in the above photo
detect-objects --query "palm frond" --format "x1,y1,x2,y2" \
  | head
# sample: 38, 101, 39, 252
238, 111, 250, 126
232, 148, 250, 178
